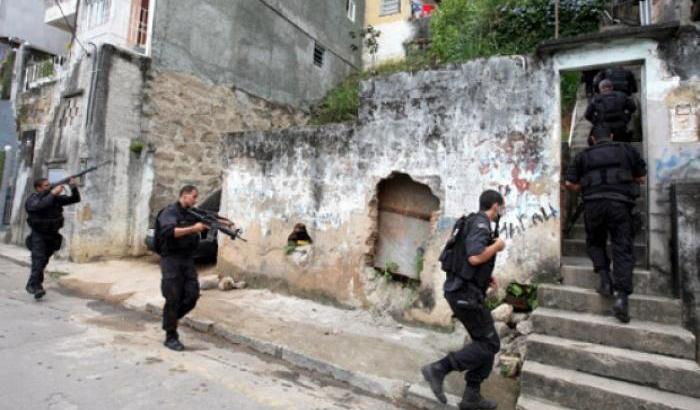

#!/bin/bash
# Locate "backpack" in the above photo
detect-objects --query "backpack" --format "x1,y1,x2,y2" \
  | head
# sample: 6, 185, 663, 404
595, 93, 627, 124
605, 68, 631, 94
153, 208, 165, 255
439, 213, 477, 277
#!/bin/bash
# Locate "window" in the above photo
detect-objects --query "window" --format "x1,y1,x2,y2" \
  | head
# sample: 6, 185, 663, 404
346, 0, 356, 22
85, 0, 111, 30
313, 42, 325, 68
380, 0, 401, 16
22, 131, 36, 166
128, 0, 150, 48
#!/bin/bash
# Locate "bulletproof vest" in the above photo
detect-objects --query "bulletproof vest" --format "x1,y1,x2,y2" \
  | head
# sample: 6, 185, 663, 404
580, 142, 638, 201
26, 193, 64, 233
594, 93, 628, 126
605, 68, 631, 94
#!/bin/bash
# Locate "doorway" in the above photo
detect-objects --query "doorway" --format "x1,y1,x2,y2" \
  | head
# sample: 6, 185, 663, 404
560, 63, 648, 268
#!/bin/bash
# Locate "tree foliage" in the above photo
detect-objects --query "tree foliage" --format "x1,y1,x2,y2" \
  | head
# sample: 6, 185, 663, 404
431, 0, 604, 63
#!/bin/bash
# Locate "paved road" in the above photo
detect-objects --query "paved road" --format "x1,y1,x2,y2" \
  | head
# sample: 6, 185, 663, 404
0, 258, 407, 410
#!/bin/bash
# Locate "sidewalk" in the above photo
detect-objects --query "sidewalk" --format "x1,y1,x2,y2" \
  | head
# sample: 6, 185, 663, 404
0, 243, 518, 409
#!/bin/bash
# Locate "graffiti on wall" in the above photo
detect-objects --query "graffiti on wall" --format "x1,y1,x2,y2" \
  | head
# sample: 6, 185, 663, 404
655, 147, 700, 183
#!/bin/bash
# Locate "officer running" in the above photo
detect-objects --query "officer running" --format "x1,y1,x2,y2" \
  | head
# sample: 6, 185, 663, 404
585, 79, 636, 142
155, 185, 208, 351
565, 126, 647, 323
25, 177, 80, 299
422, 190, 506, 410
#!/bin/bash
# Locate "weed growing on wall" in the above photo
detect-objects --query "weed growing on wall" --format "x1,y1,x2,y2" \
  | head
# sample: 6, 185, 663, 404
0, 51, 16, 100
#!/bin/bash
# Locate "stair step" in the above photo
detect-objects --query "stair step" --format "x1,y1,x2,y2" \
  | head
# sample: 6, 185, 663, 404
563, 238, 647, 262
516, 395, 573, 410
531, 308, 696, 359
560, 261, 659, 295
538, 284, 681, 325
526, 334, 700, 398
521, 361, 700, 410
565, 224, 648, 241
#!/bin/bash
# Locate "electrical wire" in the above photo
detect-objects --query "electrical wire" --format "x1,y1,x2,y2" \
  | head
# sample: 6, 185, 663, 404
54, 0, 90, 56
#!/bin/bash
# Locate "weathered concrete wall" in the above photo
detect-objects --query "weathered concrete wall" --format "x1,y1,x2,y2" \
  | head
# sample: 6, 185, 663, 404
219, 56, 560, 326
553, 26, 700, 293
142, 70, 308, 216
673, 182, 700, 362
7, 45, 153, 261
151, 0, 364, 107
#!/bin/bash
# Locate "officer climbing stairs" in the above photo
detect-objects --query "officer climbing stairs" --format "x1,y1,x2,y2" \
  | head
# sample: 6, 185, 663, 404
516, 82, 700, 409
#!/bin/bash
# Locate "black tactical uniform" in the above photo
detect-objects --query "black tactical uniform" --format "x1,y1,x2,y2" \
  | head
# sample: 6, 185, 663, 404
423, 212, 499, 410
156, 202, 201, 349
566, 139, 646, 322
585, 91, 636, 142
594, 67, 638, 96
25, 187, 80, 298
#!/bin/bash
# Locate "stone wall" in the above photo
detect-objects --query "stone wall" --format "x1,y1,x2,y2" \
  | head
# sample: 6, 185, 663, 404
141, 71, 308, 216
219, 56, 560, 326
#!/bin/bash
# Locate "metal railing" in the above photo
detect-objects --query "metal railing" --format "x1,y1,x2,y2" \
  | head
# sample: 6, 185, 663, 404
23, 58, 60, 90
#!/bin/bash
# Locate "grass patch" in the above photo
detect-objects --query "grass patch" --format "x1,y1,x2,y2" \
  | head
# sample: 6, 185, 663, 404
48, 270, 70, 279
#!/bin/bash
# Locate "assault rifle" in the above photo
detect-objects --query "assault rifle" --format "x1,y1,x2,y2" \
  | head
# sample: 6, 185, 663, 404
565, 201, 584, 237
187, 207, 247, 242
49, 161, 110, 189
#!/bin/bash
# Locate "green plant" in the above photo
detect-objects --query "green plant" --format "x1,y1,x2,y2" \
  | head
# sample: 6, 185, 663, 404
129, 138, 145, 154
414, 251, 425, 276
38, 60, 54, 78
0, 50, 16, 100
506, 282, 539, 311
430, 0, 604, 63
0, 150, 5, 185
284, 243, 296, 255
485, 294, 502, 311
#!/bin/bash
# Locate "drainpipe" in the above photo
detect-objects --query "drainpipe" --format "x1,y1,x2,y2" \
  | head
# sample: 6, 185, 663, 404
639, 0, 652, 26
85, 42, 99, 128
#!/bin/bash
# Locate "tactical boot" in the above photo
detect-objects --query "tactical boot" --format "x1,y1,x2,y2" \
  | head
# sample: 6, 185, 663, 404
596, 271, 613, 297
613, 292, 630, 323
25, 284, 36, 295
34, 285, 46, 300
421, 362, 449, 404
459, 386, 497, 410
164, 337, 185, 352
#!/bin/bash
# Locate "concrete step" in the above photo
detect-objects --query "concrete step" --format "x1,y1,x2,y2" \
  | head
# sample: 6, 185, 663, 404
560, 261, 659, 296
565, 223, 648, 241
516, 395, 573, 410
538, 284, 681, 325
562, 238, 647, 262
531, 308, 696, 359
526, 334, 700, 398
521, 361, 700, 410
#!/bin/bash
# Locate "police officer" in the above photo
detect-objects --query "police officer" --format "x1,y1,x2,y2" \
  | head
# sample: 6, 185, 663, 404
593, 66, 638, 96
25, 177, 80, 299
156, 185, 211, 351
422, 190, 505, 410
585, 79, 637, 142
565, 126, 646, 323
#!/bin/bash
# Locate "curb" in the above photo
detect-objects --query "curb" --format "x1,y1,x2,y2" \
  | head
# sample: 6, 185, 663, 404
0, 252, 30, 267
144, 302, 459, 409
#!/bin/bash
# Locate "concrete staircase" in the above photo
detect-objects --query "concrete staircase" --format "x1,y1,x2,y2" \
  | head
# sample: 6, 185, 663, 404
516, 258, 700, 410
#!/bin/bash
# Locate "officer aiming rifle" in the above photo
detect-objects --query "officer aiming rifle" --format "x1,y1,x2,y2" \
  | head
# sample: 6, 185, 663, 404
24, 161, 108, 300
187, 207, 246, 242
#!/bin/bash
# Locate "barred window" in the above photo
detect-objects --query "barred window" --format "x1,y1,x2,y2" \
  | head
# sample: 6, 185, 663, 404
85, 0, 111, 29
313, 42, 325, 68
380, 0, 401, 16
